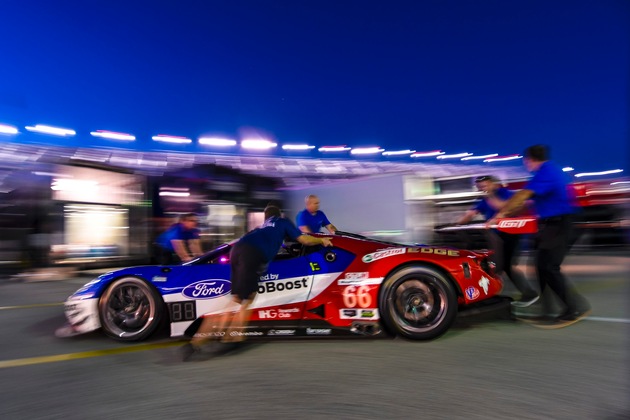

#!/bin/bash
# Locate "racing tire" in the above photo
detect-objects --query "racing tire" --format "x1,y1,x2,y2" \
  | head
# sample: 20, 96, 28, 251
98, 276, 164, 342
379, 266, 458, 340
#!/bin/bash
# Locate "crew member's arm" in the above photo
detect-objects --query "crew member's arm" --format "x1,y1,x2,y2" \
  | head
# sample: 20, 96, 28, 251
188, 238, 203, 257
487, 189, 534, 225
299, 225, 312, 233
456, 209, 478, 225
297, 234, 333, 247
171, 239, 193, 262
324, 223, 337, 234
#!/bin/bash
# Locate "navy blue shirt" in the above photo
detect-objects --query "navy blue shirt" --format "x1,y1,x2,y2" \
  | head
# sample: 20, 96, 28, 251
239, 216, 304, 262
473, 187, 514, 220
526, 161, 574, 218
156, 223, 200, 252
296, 209, 331, 233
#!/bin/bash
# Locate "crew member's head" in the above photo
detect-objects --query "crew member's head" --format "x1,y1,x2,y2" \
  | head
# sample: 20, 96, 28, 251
474, 175, 501, 194
523, 144, 549, 172
180, 213, 199, 230
305, 194, 320, 214
264, 205, 281, 220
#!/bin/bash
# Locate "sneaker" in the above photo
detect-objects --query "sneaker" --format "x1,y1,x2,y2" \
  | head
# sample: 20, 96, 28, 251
180, 342, 201, 361
511, 295, 540, 308
557, 308, 591, 322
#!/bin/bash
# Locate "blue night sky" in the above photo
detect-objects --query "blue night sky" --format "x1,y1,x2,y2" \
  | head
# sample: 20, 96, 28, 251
0, 0, 628, 173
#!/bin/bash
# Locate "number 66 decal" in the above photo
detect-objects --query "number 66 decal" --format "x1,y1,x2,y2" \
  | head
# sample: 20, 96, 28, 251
342, 285, 372, 308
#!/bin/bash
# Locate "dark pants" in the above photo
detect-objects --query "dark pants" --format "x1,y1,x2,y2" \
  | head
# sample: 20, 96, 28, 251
153, 244, 182, 265
535, 215, 584, 313
488, 230, 537, 298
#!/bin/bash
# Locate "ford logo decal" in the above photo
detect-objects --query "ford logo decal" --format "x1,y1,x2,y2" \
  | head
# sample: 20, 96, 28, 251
182, 279, 231, 299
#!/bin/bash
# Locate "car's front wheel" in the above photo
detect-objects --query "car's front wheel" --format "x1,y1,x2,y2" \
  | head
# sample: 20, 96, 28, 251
98, 277, 163, 341
379, 266, 457, 340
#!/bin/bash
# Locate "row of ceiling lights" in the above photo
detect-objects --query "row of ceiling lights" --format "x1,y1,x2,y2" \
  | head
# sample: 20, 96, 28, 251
0, 122, 625, 178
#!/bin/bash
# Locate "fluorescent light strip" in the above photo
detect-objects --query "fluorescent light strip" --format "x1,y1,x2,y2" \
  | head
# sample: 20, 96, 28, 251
0, 124, 19, 134
241, 139, 278, 150
437, 152, 472, 160
90, 130, 135, 141
483, 154, 522, 162
282, 144, 315, 150
350, 147, 384, 155
382, 149, 416, 156
318, 146, 351, 152
411, 150, 444, 158
25, 124, 76, 136
461, 153, 498, 161
574, 169, 623, 178
199, 137, 237, 146
152, 135, 192, 144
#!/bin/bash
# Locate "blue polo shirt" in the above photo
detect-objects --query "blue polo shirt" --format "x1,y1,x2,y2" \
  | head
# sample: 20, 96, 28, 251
239, 216, 304, 261
296, 209, 331, 233
156, 223, 200, 252
526, 161, 574, 218
473, 187, 514, 220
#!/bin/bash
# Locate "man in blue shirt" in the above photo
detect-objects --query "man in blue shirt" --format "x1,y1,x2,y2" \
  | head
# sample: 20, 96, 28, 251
457, 175, 538, 307
154, 213, 203, 264
489, 145, 590, 326
296, 194, 337, 234
183, 205, 333, 359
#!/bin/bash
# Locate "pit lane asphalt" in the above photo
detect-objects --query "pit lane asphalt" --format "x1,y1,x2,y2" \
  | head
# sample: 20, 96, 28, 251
0, 251, 628, 420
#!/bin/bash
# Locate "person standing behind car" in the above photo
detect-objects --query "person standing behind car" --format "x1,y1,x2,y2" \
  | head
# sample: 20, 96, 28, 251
154, 213, 203, 264
296, 194, 337, 234
182, 204, 333, 359
457, 175, 539, 307
488, 144, 590, 324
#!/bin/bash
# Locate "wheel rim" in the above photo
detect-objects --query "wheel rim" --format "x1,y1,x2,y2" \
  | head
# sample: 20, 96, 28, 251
101, 280, 156, 339
391, 276, 447, 333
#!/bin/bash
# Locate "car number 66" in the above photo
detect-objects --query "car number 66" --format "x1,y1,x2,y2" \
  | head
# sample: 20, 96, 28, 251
342, 285, 372, 308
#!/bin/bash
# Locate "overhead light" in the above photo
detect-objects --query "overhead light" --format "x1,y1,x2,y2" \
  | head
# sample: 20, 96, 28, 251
199, 137, 237, 146
318, 145, 351, 152
411, 150, 444, 158
159, 191, 190, 197
437, 152, 472, 160
461, 153, 498, 161
90, 130, 135, 141
152, 134, 192, 144
0, 123, 19, 135
350, 147, 384, 155
574, 169, 623, 178
382, 149, 415, 156
282, 144, 316, 150
25, 124, 76, 136
241, 139, 277, 150
483, 154, 522, 162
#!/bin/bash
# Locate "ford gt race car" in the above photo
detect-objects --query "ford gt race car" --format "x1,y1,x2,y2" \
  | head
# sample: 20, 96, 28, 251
58, 231, 504, 342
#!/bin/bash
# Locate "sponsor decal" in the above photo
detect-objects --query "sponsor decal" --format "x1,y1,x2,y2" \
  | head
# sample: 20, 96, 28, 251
360, 309, 375, 318
306, 327, 332, 335
182, 279, 231, 299
342, 309, 357, 317
258, 308, 300, 319
337, 272, 371, 285
465, 286, 480, 300
409, 247, 459, 256
267, 329, 296, 336
230, 331, 264, 337
309, 262, 321, 271
152, 276, 167, 282
478, 276, 490, 295
259, 273, 279, 281
362, 248, 406, 263
498, 219, 527, 228
257, 278, 309, 294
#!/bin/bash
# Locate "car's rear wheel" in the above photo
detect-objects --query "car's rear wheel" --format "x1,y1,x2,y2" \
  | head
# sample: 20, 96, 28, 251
98, 277, 163, 341
379, 266, 457, 340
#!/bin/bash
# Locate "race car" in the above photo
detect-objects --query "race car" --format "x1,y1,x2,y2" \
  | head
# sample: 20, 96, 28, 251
58, 231, 505, 342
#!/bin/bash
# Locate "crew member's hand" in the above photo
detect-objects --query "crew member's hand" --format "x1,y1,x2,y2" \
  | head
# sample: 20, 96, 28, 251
321, 237, 333, 247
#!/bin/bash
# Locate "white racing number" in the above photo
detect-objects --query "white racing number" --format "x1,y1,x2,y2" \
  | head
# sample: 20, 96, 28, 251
342, 285, 372, 308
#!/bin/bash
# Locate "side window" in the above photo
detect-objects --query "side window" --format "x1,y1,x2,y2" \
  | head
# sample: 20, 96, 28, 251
273, 242, 303, 261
